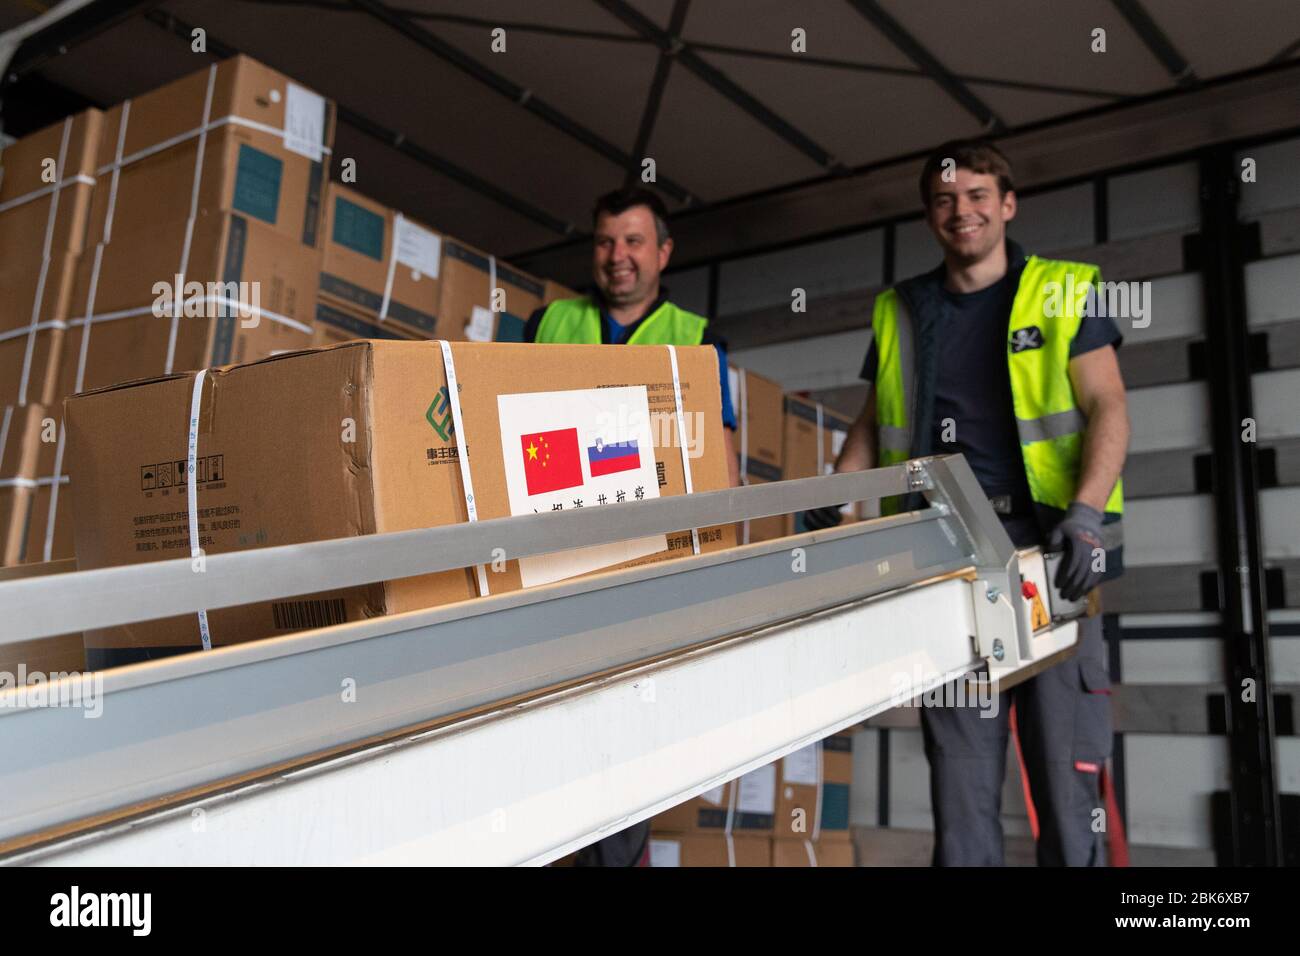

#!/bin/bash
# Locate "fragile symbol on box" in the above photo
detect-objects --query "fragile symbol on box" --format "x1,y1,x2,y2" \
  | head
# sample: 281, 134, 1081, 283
141, 455, 224, 492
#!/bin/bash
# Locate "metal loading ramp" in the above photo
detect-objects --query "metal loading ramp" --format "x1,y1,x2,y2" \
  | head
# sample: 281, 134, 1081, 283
0, 455, 1077, 865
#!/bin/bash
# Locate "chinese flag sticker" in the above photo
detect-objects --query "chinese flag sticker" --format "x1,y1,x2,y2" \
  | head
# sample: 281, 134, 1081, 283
522, 428, 583, 496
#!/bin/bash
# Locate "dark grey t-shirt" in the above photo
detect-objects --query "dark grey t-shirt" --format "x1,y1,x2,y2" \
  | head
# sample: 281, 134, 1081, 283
860, 272, 1122, 523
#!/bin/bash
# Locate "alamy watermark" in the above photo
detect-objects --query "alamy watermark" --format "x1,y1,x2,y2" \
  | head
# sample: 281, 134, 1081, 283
0, 667, 103, 718
151, 274, 262, 328
1043, 275, 1151, 329
890, 666, 1001, 718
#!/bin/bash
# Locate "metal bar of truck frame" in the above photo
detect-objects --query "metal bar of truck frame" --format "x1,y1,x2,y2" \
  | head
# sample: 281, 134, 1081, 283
0, 456, 1072, 862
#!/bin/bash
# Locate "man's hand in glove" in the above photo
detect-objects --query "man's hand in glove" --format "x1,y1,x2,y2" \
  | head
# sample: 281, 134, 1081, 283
803, 505, 845, 531
1047, 501, 1106, 601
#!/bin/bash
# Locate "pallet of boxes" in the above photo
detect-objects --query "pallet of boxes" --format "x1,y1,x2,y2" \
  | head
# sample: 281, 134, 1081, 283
729, 366, 786, 544
0, 108, 101, 678
313, 179, 551, 346
1, 54, 334, 667
648, 732, 856, 866
783, 393, 857, 532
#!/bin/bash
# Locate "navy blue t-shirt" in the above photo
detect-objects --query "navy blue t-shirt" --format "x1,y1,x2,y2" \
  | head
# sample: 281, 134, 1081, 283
859, 272, 1121, 517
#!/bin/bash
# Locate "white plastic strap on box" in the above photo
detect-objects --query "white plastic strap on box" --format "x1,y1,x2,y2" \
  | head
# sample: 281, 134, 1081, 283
436, 340, 490, 596
63, 299, 311, 337
15, 116, 71, 408
91, 114, 333, 181
69, 96, 129, 401
0, 475, 68, 490
664, 345, 700, 555
0, 173, 96, 215
186, 369, 213, 651
816, 402, 825, 475
0, 405, 12, 469
737, 367, 749, 545
166, 64, 218, 377
378, 212, 403, 322
813, 739, 824, 841
102, 99, 130, 245
799, 739, 825, 868
0, 319, 68, 344
41, 427, 67, 562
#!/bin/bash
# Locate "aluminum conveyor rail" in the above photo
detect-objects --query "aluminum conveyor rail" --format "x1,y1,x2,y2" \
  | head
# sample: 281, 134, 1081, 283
0, 455, 1077, 865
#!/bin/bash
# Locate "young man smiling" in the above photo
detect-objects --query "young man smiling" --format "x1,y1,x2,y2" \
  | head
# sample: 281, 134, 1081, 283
808, 140, 1129, 866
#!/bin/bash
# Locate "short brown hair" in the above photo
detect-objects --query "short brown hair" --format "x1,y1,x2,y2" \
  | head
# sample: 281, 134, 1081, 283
593, 187, 670, 245
919, 139, 1014, 208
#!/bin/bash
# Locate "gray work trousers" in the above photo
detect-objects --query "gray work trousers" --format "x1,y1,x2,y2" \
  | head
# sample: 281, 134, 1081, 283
921, 613, 1112, 866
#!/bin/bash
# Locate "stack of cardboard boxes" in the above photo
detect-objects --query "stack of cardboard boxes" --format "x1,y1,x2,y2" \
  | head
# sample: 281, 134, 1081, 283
312, 170, 564, 348
727, 366, 859, 545
648, 731, 856, 867
0, 108, 102, 568
1, 55, 336, 573
313, 182, 440, 344
729, 366, 786, 544
2, 54, 580, 581
782, 394, 856, 534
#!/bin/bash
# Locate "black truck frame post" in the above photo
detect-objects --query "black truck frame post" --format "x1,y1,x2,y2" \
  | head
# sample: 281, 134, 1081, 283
1198, 146, 1283, 866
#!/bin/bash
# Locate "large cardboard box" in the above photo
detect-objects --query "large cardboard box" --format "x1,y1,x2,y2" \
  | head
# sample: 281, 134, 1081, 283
66, 341, 734, 665
439, 238, 544, 344
0, 109, 103, 269
782, 395, 855, 536
312, 298, 419, 347
84, 56, 334, 254
729, 366, 785, 543
317, 183, 442, 339
542, 280, 578, 305
652, 763, 778, 835
492, 278, 577, 343
57, 211, 318, 398
772, 838, 855, 867
0, 560, 85, 683
648, 833, 771, 867
0, 403, 70, 566
773, 733, 853, 842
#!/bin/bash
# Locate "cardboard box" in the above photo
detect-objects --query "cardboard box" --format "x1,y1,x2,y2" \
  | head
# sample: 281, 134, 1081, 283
729, 366, 785, 543
0, 560, 85, 680
653, 763, 778, 835
782, 395, 855, 536
542, 280, 578, 305
66, 341, 734, 663
0, 109, 103, 265
57, 211, 318, 398
85, 56, 335, 254
0, 403, 71, 566
492, 278, 577, 343
312, 298, 419, 348
317, 183, 442, 338
0, 633, 86, 680
647, 833, 771, 867
772, 838, 855, 867
439, 238, 544, 344
773, 733, 853, 842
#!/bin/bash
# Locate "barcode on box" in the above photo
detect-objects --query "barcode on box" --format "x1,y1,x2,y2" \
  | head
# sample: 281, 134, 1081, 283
271, 598, 347, 630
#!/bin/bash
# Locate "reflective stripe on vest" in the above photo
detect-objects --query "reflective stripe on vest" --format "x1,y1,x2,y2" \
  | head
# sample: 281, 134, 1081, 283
871, 256, 1124, 520
535, 296, 708, 346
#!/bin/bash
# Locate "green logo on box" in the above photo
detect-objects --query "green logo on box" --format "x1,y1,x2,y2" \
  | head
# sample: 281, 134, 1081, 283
426, 386, 455, 441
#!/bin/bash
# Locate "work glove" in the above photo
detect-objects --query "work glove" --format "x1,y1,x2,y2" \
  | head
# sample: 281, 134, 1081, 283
803, 505, 845, 531
1047, 501, 1105, 602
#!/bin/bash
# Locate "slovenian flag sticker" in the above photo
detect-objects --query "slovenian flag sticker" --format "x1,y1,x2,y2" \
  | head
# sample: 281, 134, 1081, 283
587, 437, 640, 477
